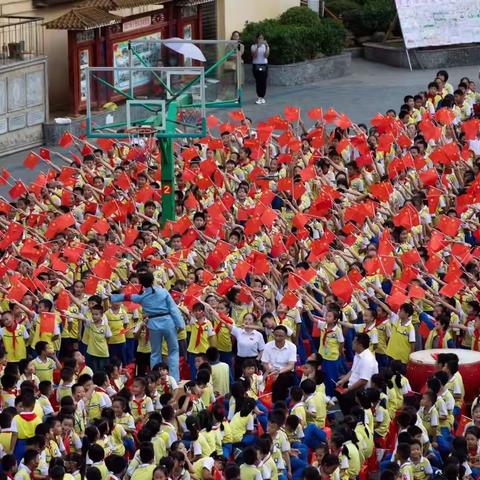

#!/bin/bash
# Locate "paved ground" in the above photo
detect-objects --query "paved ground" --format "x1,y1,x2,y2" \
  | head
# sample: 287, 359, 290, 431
0, 58, 478, 197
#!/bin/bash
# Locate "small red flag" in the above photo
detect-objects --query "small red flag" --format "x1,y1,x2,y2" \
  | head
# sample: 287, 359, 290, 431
84, 276, 99, 295
8, 282, 28, 302
40, 312, 56, 334
284, 106, 300, 122
56, 289, 71, 311
92, 259, 113, 280
437, 215, 462, 237
439, 278, 464, 298
233, 261, 250, 281
401, 248, 421, 266
39, 147, 51, 161
331, 276, 353, 303
9, 181, 27, 200
24, 152, 39, 170
307, 107, 323, 121
58, 131, 74, 148
92, 218, 110, 235
281, 290, 299, 309
216, 278, 235, 296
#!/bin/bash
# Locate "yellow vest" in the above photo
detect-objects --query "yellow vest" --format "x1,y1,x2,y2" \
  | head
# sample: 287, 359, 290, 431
131, 464, 156, 480
14, 412, 42, 439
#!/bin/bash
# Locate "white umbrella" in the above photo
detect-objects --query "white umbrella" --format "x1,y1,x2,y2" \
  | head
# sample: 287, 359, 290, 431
164, 37, 206, 62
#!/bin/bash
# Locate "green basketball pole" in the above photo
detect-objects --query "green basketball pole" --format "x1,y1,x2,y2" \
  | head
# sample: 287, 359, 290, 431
159, 101, 177, 224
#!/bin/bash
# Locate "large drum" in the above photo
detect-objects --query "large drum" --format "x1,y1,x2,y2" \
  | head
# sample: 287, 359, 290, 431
407, 348, 480, 402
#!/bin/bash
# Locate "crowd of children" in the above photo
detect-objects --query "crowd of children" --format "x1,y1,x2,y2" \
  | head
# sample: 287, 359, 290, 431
0, 68, 479, 480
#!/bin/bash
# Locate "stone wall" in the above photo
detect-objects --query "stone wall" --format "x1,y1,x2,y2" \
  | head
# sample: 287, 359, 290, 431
0, 57, 48, 157
364, 43, 480, 69
244, 53, 352, 87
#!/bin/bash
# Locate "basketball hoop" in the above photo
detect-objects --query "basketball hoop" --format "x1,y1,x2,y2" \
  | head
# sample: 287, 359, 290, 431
125, 126, 158, 148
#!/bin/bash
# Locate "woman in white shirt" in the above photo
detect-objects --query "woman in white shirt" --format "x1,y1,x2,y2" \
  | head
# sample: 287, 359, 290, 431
227, 312, 265, 378
251, 32, 269, 105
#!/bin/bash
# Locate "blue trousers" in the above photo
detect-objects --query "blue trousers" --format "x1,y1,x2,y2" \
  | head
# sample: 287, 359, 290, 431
322, 359, 340, 397
86, 353, 109, 372
223, 443, 233, 459
14, 439, 27, 463
303, 424, 327, 450
108, 343, 127, 366
376, 353, 390, 371
187, 352, 197, 380
125, 339, 137, 364
149, 322, 180, 381
256, 400, 268, 432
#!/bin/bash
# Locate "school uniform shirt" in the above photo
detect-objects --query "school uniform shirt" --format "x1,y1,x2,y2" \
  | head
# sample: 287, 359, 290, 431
446, 371, 465, 408
84, 320, 112, 358
439, 389, 455, 429
259, 453, 278, 480
211, 361, 230, 396
32, 356, 56, 383
91, 460, 109, 480
374, 403, 391, 437
240, 464, 262, 480
157, 375, 178, 396
0, 429, 12, 452
0, 324, 29, 362
271, 429, 290, 472
339, 441, 361, 480
231, 326, 265, 357
386, 315, 415, 363
30, 312, 62, 351
38, 394, 54, 417
62, 304, 82, 341
129, 395, 154, 422
14, 464, 32, 480
419, 405, 439, 438
11, 411, 42, 439
133, 322, 152, 354
318, 322, 344, 361
87, 388, 112, 422
106, 306, 129, 345
230, 412, 254, 443
0, 390, 16, 408
152, 433, 167, 462
115, 413, 135, 433
425, 328, 454, 349
353, 323, 378, 350
399, 461, 415, 480
290, 402, 307, 426
111, 423, 127, 456
305, 390, 327, 428
193, 457, 215, 480
375, 319, 390, 355
187, 319, 215, 354
159, 421, 178, 448
411, 456, 433, 480
214, 318, 233, 353
74, 400, 87, 435
243, 373, 264, 401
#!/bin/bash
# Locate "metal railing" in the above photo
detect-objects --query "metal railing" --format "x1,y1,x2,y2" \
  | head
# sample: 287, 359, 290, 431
0, 16, 44, 65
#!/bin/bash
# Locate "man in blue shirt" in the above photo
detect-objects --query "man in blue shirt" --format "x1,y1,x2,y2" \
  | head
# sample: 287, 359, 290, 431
111, 272, 185, 381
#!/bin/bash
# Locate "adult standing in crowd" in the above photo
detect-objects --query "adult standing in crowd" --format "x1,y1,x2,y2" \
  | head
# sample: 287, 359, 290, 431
261, 325, 297, 402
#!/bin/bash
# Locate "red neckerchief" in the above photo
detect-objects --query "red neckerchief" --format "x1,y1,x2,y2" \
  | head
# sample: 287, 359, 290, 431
437, 329, 445, 348
19, 411, 37, 422
160, 379, 169, 395
94, 387, 106, 394
194, 322, 205, 348
63, 433, 71, 455
213, 466, 222, 480
5, 324, 17, 352
322, 325, 335, 346
132, 396, 145, 417
473, 329, 480, 351
364, 322, 375, 333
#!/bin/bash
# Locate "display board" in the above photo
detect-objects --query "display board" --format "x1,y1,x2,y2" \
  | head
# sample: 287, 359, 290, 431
395, 0, 480, 49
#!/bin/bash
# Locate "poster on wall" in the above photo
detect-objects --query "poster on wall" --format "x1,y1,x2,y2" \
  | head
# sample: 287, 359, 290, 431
79, 49, 90, 103
113, 32, 162, 91
395, 0, 480, 49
